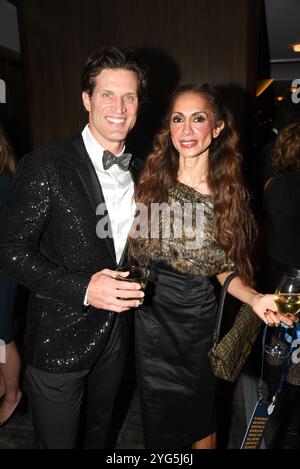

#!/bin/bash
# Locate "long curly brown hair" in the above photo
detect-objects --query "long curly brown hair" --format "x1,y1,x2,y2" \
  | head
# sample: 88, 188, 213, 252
133, 84, 257, 285
273, 122, 300, 173
0, 124, 16, 175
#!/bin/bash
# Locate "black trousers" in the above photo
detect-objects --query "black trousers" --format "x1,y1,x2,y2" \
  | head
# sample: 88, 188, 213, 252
27, 315, 128, 449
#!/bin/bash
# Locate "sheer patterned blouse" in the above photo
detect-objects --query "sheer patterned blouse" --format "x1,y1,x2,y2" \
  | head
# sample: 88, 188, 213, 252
131, 181, 234, 277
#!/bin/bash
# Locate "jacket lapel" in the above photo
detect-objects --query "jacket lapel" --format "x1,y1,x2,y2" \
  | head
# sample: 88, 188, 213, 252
69, 134, 116, 263
117, 156, 144, 267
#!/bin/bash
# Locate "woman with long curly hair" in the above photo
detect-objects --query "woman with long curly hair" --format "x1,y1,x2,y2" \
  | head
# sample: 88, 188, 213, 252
129, 84, 293, 449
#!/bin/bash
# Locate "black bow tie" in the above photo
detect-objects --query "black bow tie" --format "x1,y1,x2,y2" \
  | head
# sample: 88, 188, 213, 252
102, 150, 132, 171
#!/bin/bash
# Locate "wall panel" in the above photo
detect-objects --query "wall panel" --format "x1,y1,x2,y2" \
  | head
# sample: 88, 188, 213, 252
18, 0, 261, 150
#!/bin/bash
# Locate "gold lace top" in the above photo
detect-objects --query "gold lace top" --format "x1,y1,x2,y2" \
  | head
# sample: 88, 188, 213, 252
131, 181, 234, 277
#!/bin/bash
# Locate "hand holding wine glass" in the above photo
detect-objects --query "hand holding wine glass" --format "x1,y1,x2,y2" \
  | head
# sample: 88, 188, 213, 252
264, 269, 300, 358
251, 294, 294, 326
274, 275, 300, 318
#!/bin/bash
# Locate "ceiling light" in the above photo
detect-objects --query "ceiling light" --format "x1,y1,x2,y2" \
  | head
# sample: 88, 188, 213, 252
275, 96, 285, 102
256, 79, 274, 97
290, 43, 300, 52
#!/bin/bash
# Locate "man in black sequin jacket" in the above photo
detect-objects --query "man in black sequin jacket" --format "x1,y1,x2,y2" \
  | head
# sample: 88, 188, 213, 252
0, 46, 146, 448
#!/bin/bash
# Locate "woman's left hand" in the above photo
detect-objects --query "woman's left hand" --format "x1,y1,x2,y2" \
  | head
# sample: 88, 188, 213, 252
250, 293, 297, 326
219, 272, 299, 326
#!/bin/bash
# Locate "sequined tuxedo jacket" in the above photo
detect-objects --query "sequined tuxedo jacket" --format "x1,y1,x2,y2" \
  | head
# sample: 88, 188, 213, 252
0, 134, 143, 372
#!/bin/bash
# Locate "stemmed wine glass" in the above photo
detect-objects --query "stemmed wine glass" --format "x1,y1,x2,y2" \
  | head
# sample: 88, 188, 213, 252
264, 269, 300, 358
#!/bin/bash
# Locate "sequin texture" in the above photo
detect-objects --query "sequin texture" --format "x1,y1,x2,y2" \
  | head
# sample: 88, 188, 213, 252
0, 135, 119, 372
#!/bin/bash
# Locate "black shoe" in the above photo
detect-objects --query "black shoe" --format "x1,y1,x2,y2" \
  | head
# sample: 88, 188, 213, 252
0, 392, 28, 427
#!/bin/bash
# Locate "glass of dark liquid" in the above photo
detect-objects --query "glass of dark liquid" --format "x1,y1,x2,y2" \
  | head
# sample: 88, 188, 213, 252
264, 269, 300, 359
116, 265, 150, 305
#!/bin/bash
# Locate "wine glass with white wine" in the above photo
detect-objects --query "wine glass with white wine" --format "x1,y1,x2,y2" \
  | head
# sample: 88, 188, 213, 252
264, 269, 300, 358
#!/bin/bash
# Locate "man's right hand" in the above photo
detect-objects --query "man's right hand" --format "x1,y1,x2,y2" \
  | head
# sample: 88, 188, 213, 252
86, 269, 144, 312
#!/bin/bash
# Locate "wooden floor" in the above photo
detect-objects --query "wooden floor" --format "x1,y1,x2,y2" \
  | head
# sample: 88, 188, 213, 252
0, 362, 246, 449
0, 360, 299, 449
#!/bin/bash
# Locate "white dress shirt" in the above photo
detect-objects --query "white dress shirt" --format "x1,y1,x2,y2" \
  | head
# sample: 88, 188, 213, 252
82, 124, 135, 264
81, 125, 136, 305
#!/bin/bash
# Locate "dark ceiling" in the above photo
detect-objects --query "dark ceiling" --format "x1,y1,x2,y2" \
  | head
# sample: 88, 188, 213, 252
6, 0, 300, 80
265, 0, 300, 80
265, 0, 300, 60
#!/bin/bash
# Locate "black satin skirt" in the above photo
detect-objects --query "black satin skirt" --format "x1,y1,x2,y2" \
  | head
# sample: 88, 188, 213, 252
135, 262, 218, 449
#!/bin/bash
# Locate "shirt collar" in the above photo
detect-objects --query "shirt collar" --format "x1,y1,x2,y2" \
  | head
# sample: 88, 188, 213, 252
81, 124, 126, 173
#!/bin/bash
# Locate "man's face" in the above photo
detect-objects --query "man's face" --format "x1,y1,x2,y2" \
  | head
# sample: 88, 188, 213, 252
82, 68, 139, 153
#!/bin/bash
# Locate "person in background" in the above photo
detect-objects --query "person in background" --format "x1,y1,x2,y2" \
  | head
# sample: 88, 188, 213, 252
0, 46, 146, 448
263, 121, 300, 449
263, 122, 300, 289
258, 100, 300, 190
129, 84, 294, 449
0, 123, 22, 426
